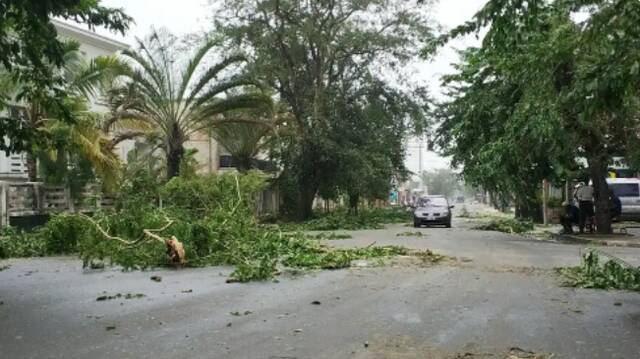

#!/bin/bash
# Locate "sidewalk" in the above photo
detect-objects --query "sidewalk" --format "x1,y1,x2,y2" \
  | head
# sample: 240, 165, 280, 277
553, 232, 640, 248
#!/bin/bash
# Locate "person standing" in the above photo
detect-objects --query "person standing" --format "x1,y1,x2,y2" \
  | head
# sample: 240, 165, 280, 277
560, 201, 580, 234
574, 182, 594, 234
609, 189, 622, 220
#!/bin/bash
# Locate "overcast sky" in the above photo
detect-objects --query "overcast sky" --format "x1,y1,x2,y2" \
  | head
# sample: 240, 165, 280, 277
99, 0, 487, 175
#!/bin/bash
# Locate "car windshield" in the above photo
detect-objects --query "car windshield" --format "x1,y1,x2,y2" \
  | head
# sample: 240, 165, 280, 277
418, 197, 447, 207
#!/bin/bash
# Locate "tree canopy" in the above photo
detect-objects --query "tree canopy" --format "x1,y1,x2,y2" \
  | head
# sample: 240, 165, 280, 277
216, 0, 433, 219
433, 0, 640, 231
0, 0, 131, 153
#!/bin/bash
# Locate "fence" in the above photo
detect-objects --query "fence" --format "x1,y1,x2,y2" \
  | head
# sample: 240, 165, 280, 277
0, 181, 280, 228
0, 181, 114, 228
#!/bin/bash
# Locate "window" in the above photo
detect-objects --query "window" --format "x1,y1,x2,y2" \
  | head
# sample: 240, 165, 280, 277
610, 183, 640, 197
418, 197, 448, 207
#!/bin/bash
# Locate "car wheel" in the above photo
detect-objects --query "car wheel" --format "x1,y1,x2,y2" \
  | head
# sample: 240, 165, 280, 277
413, 219, 420, 228
445, 220, 452, 228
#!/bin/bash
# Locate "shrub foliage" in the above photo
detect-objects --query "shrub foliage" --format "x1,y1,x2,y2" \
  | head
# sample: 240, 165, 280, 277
0, 171, 410, 282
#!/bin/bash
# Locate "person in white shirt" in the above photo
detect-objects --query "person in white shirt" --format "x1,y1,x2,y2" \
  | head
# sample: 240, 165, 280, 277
573, 182, 594, 233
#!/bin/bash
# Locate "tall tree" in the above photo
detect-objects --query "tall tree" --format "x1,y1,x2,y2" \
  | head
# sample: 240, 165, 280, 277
0, 0, 131, 153
432, 0, 640, 232
110, 30, 272, 179
319, 77, 426, 214
216, 0, 433, 219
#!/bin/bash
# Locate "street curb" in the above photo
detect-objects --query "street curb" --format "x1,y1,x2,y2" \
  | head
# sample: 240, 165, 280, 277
551, 233, 640, 248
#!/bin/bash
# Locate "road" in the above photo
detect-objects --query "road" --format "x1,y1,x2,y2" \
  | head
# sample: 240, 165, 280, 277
1, 217, 640, 358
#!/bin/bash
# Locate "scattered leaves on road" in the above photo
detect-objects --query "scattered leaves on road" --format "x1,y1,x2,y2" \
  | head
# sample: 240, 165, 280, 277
396, 231, 425, 237
150, 276, 162, 282
96, 293, 146, 301
474, 218, 533, 234
307, 232, 353, 240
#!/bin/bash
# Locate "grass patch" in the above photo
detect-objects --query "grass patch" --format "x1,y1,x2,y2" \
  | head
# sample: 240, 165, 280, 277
559, 250, 640, 291
474, 218, 534, 234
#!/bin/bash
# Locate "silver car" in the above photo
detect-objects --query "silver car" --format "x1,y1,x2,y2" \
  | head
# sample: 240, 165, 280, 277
413, 196, 454, 228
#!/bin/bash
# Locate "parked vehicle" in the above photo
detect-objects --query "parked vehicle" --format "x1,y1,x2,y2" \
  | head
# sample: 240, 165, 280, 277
413, 195, 454, 228
607, 178, 640, 219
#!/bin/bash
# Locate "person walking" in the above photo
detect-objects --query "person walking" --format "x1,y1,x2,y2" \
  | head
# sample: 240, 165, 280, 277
574, 182, 594, 234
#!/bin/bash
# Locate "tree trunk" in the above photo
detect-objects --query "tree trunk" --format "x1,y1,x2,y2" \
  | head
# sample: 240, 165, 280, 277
588, 156, 611, 234
166, 144, 185, 180
297, 184, 317, 220
26, 154, 37, 182
349, 193, 360, 215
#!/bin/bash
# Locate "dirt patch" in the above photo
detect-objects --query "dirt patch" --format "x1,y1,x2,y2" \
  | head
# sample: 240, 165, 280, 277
388, 250, 456, 268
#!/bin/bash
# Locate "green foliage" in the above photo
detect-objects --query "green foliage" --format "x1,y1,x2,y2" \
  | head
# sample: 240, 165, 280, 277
560, 251, 640, 291
0, 214, 88, 259
0, 0, 131, 153
474, 218, 534, 234
0, 227, 47, 259
39, 214, 88, 254
217, 0, 432, 219
108, 30, 272, 179
0, 172, 414, 282
434, 0, 640, 232
280, 208, 413, 231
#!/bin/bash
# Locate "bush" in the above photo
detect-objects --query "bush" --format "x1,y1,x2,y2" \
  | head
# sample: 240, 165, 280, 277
474, 218, 534, 234
0, 171, 413, 282
0, 227, 47, 258
40, 214, 88, 254
280, 207, 413, 231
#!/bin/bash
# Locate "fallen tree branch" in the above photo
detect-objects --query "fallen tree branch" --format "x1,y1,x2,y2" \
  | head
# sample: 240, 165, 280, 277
81, 214, 130, 245
82, 214, 185, 266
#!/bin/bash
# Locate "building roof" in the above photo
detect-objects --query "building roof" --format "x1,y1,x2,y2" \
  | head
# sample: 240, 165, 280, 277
52, 19, 129, 53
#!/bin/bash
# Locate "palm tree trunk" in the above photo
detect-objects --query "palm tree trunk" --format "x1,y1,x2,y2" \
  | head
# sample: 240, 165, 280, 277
166, 144, 185, 180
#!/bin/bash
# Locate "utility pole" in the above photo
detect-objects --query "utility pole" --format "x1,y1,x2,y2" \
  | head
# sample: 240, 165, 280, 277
418, 136, 424, 176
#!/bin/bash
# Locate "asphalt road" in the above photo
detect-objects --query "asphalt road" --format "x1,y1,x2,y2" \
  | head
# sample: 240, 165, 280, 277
1, 217, 640, 358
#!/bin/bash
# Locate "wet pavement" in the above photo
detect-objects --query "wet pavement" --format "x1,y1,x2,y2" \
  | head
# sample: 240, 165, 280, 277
1, 217, 640, 358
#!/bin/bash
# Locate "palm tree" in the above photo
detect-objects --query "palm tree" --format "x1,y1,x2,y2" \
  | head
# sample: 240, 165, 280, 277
212, 106, 284, 172
110, 30, 272, 179
4, 40, 125, 183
